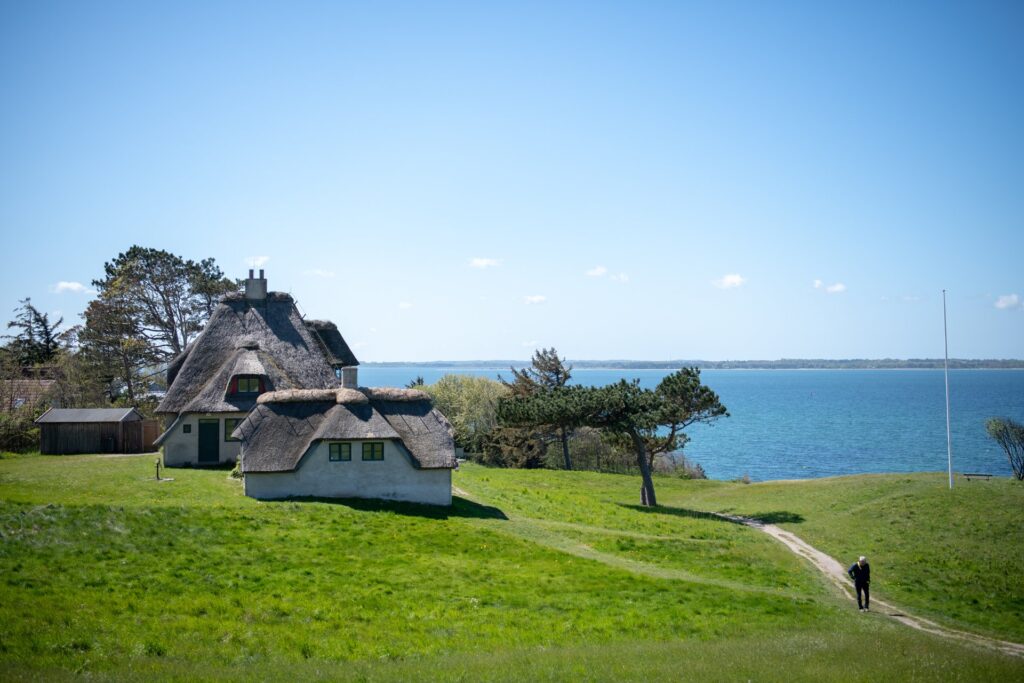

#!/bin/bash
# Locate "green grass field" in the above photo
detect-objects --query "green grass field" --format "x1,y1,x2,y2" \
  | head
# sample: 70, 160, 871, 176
0, 454, 1021, 681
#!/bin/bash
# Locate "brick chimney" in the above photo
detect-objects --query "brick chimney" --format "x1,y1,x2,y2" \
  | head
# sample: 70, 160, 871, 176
245, 269, 267, 300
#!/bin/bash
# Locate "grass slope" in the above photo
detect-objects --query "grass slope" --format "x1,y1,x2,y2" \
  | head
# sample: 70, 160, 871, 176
673, 472, 1024, 642
0, 455, 1020, 681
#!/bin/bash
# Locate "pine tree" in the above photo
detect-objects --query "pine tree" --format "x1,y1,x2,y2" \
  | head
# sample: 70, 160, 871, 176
502, 348, 576, 469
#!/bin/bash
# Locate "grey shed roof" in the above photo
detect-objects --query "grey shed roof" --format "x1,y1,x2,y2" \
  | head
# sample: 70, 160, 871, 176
237, 387, 456, 473
157, 292, 359, 415
35, 408, 142, 424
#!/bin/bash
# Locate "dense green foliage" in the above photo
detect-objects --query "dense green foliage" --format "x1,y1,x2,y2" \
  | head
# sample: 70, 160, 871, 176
419, 374, 509, 453
0, 247, 235, 445
76, 246, 235, 403
1, 455, 1021, 681
91, 246, 236, 361
498, 369, 727, 505
0, 412, 38, 452
986, 417, 1024, 479
497, 348, 576, 469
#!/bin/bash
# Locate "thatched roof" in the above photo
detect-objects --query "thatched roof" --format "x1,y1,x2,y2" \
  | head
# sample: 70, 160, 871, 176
256, 388, 369, 405
237, 388, 457, 473
304, 320, 359, 368
157, 293, 359, 415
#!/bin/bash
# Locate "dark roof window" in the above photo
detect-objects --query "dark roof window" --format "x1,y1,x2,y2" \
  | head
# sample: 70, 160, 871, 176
229, 375, 265, 395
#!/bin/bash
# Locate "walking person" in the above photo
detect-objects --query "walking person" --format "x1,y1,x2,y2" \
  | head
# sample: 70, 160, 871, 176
848, 555, 870, 611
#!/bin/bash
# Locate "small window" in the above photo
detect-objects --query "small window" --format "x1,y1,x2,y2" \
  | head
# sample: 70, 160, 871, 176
329, 443, 351, 462
183, 424, 192, 434
362, 442, 384, 461
230, 375, 264, 395
224, 418, 242, 442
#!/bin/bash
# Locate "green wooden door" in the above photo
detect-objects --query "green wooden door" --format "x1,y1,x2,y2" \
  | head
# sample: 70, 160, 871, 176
198, 419, 220, 464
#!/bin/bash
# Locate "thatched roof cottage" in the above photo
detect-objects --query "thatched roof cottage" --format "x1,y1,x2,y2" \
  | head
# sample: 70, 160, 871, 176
236, 387, 456, 506
155, 270, 456, 506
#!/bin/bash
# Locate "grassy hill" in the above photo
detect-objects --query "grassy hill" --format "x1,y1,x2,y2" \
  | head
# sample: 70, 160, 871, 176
0, 454, 1021, 681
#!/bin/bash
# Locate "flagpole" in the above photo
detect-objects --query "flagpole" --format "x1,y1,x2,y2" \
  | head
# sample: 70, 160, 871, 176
943, 289, 953, 489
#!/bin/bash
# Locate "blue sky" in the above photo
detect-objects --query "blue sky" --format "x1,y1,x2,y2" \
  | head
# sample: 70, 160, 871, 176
1, 1, 1022, 361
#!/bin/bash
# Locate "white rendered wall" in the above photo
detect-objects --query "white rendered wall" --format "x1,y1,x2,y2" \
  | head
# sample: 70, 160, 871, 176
244, 440, 452, 506
161, 412, 247, 467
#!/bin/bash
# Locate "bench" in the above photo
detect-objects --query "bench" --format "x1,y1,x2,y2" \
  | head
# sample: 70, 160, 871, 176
962, 472, 993, 481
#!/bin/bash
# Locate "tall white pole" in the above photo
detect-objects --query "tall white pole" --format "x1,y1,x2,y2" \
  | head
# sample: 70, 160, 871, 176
943, 289, 953, 489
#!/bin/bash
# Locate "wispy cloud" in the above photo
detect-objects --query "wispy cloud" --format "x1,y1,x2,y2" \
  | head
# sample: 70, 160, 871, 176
524, 295, 546, 305
51, 281, 94, 294
351, 341, 368, 350
712, 273, 746, 289
398, 301, 414, 309
522, 340, 538, 347
586, 265, 628, 283
470, 257, 500, 269
305, 268, 335, 278
247, 256, 270, 268
814, 279, 846, 294
995, 293, 1021, 310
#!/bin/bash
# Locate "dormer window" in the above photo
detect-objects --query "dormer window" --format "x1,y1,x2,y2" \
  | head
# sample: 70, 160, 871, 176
229, 375, 265, 395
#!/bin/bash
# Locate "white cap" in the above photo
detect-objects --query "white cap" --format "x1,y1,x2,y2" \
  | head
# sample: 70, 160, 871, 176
859, 555, 866, 562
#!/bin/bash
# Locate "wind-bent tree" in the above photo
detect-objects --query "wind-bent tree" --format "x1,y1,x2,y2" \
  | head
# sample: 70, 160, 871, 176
91, 247, 236, 361
503, 348, 576, 469
632, 367, 729, 470
505, 348, 573, 397
499, 380, 661, 504
986, 417, 1024, 480
3, 298, 63, 366
498, 369, 727, 506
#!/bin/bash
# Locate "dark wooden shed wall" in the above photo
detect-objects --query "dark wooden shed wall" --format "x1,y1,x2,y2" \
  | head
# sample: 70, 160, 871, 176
39, 420, 157, 455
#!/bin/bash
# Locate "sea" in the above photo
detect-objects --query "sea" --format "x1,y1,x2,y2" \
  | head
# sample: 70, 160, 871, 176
360, 366, 1024, 482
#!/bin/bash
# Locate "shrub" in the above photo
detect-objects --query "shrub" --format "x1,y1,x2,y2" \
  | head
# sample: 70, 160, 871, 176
986, 417, 1024, 480
652, 453, 707, 480
420, 375, 509, 453
0, 412, 38, 452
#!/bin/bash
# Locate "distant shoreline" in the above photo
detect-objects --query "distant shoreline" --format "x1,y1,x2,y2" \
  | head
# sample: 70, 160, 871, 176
363, 359, 1024, 370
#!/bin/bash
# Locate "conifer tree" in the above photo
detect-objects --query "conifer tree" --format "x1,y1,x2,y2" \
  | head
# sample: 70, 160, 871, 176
498, 369, 727, 506
503, 348, 576, 469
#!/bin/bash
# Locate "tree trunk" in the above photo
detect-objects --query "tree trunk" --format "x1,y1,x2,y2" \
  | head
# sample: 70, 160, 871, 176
630, 429, 657, 506
560, 425, 573, 470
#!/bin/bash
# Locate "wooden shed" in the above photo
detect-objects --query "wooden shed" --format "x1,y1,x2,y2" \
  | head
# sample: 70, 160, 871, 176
35, 408, 152, 455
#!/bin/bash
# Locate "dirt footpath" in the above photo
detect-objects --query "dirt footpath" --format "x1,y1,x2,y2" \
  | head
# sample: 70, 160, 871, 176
717, 512, 1024, 659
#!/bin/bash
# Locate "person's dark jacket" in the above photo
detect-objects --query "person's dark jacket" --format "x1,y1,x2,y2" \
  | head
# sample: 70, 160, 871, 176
848, 561, 870, 585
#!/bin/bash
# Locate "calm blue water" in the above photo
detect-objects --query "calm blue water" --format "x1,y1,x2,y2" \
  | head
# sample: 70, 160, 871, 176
360, 367, 1024, 482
